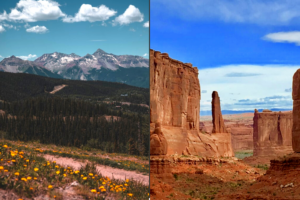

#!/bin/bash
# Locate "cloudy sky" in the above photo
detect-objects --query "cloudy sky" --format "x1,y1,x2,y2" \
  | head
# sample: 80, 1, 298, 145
151, 0, 300, 114
0, 0, 149, 61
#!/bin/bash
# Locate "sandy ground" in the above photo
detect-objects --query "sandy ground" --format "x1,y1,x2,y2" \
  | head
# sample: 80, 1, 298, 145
201, 112, 255, 122
150, 159, 265, 200
50, 84, 67, 94
43, 154, 149, 185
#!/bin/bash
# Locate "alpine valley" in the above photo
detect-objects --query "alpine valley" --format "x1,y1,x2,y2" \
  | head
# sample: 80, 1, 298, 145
0, 49, 149, 88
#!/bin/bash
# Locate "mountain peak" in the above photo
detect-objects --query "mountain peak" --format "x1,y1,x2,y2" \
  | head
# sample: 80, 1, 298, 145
94, 49, 107, 54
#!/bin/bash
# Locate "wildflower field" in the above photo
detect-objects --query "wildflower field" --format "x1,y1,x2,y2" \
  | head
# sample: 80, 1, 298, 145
0, 142, 149, 199
6, 140, 149, 174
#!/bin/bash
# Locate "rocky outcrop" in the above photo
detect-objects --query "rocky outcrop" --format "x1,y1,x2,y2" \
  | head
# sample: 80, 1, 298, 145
212, 91, 227, 133
230, 123, 253, 151
150, 49, 234, 157
150, 122, 168, 155
293, 69, 300, 152
150, 50, 200, 130
253, 109, 293, 156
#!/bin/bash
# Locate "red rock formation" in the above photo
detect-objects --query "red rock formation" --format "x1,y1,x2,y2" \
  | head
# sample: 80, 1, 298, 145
230, 123, 253, 151
253, 109, 293, 156
150, 122, 168, 155
150, 49, 234, 157
212, 91, 227, 133
150, 50, 200, 130
293, 69, 300, 152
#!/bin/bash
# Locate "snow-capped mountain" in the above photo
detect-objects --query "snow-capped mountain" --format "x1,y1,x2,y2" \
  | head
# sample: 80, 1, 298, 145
34, 49, 148, 73
0, 49, 149, 88
0, 56, 62, 79
34, 52, 81, 73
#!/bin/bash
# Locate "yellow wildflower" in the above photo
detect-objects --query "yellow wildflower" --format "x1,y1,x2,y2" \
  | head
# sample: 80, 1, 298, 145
127, 193, 133, 197
91, 189, 97, 193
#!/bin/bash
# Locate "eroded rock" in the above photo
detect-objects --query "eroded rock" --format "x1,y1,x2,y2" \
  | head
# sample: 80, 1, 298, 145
253, 110, 293, 156
150, 122, 168, 155
150, 49, 234, 157
212, 91, 227, 133
293, 69, 300, 152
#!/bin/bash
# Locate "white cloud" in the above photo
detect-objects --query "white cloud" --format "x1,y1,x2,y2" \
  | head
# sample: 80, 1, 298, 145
113, 5, 144, 25
2, 23, 17, 30
16, 54, 37, 60
143, 21, 149, 27
129, 28, 136, 32
0, 25, 5, 33
63, 4, 116, 23
0, 0, 65, 22
0, 55, 2, 58
263, 31, 300, 45
26, 25, 48, 33
198, 65, 300, 111
0, 11, 8, 21
151, 0, 300, 25
143, 53, 148, 57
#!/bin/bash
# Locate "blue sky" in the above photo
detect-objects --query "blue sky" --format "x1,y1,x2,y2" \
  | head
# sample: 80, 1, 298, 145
151, 0, 300, 114
0, 0, 149, 60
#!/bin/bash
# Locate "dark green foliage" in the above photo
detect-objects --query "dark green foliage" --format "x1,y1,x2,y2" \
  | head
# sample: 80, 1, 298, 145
87, 66, 149, 88
0, 96, 149, 156
0, 71, 149, 104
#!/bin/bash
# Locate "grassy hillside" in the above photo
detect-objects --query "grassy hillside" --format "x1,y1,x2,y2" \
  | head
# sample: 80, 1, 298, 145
0, 71, 149, 105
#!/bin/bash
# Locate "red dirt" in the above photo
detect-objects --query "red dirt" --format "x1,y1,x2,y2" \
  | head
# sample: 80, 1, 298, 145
150, 158, 265, 200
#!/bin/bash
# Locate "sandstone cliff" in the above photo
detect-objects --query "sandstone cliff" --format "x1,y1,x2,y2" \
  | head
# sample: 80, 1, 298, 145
150, 49, 233, 157
293, 69, 300, 152
253, 109, 293, 156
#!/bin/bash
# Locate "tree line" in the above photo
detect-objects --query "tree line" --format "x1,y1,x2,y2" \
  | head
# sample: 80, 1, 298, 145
0, 97, 149, 156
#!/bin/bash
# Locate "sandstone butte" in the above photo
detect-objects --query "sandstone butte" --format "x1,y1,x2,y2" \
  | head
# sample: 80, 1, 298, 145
150, 49, 234, 158
293, 68, 300, 152
253, 109, 293, 156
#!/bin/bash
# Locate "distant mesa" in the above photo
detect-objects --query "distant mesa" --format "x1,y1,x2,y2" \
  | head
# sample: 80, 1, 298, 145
253, 109, 293, 156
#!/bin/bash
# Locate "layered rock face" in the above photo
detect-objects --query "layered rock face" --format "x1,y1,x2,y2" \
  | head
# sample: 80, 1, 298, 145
253, 109, 293, 156
293, 69, 300, 152
230, 123, 253, 151
212, 91, 227, 133
150, 123, 168, 155
150, 50, 200, 130
150, 49, 233, 157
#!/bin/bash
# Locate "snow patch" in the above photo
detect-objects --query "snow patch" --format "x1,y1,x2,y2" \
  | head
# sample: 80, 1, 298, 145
80, 74, 87, 81
51, 53, 58, 58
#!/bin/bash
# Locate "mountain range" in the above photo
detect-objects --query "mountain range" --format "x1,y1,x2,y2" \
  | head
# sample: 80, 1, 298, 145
0, 49, 149, 88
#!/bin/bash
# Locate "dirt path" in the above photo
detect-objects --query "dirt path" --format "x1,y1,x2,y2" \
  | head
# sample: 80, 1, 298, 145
43, 154, 149, 185
50, 84, 67, 94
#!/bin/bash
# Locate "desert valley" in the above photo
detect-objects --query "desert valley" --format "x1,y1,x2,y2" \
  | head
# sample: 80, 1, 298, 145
150, 49, 300, 200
